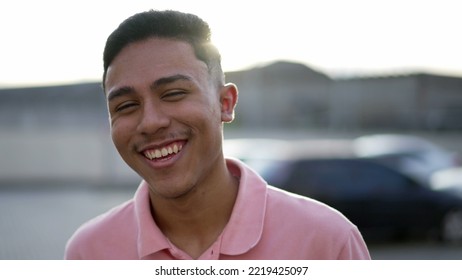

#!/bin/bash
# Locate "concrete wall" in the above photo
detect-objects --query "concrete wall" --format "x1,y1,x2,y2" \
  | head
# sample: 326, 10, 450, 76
328, 74, 462, 130
226, 61, 331, 128
329, 76, 420, 129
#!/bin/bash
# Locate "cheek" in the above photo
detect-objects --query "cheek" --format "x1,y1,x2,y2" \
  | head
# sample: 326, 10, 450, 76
110, 121, 133, 151
190, 104, 222, 132
203, 96, 224, 121
178, 97, 221, 123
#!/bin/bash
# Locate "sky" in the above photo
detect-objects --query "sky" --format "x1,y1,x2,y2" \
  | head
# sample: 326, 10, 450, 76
1, 0, 461, 88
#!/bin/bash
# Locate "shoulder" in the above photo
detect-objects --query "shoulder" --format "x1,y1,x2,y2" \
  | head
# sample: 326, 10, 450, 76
262, 186, 370, 259
265, 185, 356, 232
64, 199, 135, 259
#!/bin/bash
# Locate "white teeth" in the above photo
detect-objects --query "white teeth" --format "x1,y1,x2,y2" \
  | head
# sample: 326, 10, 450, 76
144, 143, 183, 160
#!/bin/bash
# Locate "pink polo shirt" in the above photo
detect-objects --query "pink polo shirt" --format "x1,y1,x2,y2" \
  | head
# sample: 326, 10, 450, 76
65, 158, 370, 260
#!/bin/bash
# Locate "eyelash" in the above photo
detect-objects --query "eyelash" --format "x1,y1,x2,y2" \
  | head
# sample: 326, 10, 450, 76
162, 90, 186, 99
115, 102, 137, 112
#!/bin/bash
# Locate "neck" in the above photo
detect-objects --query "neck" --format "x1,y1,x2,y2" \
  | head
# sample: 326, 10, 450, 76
149, 161, 239, 259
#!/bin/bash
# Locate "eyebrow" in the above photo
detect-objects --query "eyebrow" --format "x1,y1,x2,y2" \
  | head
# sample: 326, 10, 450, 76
151, 74, 192, 90
107, 86, 134, 102
107, 74, 193, 102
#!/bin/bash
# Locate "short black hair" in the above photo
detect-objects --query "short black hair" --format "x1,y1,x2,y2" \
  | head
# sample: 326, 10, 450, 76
102, 10, 224, 88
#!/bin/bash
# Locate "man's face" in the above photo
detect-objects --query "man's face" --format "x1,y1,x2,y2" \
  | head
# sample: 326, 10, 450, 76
104, 38, 235, 199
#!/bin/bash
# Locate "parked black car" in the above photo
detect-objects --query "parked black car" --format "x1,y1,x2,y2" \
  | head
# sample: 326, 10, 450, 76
225, 138, 462, 243
353, 134, 461, 185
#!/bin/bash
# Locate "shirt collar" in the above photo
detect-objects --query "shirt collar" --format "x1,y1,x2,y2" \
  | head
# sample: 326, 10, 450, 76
133, 158, 268, 258
219, 158, 267, 255
133, 181, 171, 259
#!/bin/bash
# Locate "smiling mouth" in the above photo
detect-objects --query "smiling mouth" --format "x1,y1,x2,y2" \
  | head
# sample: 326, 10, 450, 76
143, 142, 183, 160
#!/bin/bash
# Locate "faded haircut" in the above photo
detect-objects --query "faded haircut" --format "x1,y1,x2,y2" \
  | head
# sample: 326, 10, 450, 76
102, 10, 224, 89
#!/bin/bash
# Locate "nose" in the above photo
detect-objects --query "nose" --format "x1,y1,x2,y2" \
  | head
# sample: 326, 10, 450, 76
136, 101, 170, 135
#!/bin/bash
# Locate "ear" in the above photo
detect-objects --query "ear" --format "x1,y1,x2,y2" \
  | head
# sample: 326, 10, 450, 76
220, 83, 238, 123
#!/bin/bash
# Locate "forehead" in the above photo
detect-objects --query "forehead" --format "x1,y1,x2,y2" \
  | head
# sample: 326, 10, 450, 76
104, 38, 209, 92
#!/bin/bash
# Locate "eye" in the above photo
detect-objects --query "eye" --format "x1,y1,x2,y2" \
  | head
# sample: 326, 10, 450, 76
162, 90, 187, 101
115, 101, 138, 112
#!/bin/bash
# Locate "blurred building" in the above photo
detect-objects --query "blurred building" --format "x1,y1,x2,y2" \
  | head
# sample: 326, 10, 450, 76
328, 74, 462, 130
226, 61, 331, 128
226, 61, 462, 131
1, 61, 462, 185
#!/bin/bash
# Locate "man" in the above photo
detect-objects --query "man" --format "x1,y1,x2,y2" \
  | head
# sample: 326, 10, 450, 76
65, 10, 370, 260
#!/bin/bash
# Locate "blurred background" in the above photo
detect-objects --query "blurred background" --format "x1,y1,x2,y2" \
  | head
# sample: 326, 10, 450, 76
1, 0, 462, 259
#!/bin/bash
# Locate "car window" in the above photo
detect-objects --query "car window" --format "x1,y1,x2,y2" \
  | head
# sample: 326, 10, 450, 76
287, 159, 415, 196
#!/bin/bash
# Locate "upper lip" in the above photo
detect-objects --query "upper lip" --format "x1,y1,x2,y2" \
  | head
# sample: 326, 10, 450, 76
137, 139, 187, 153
